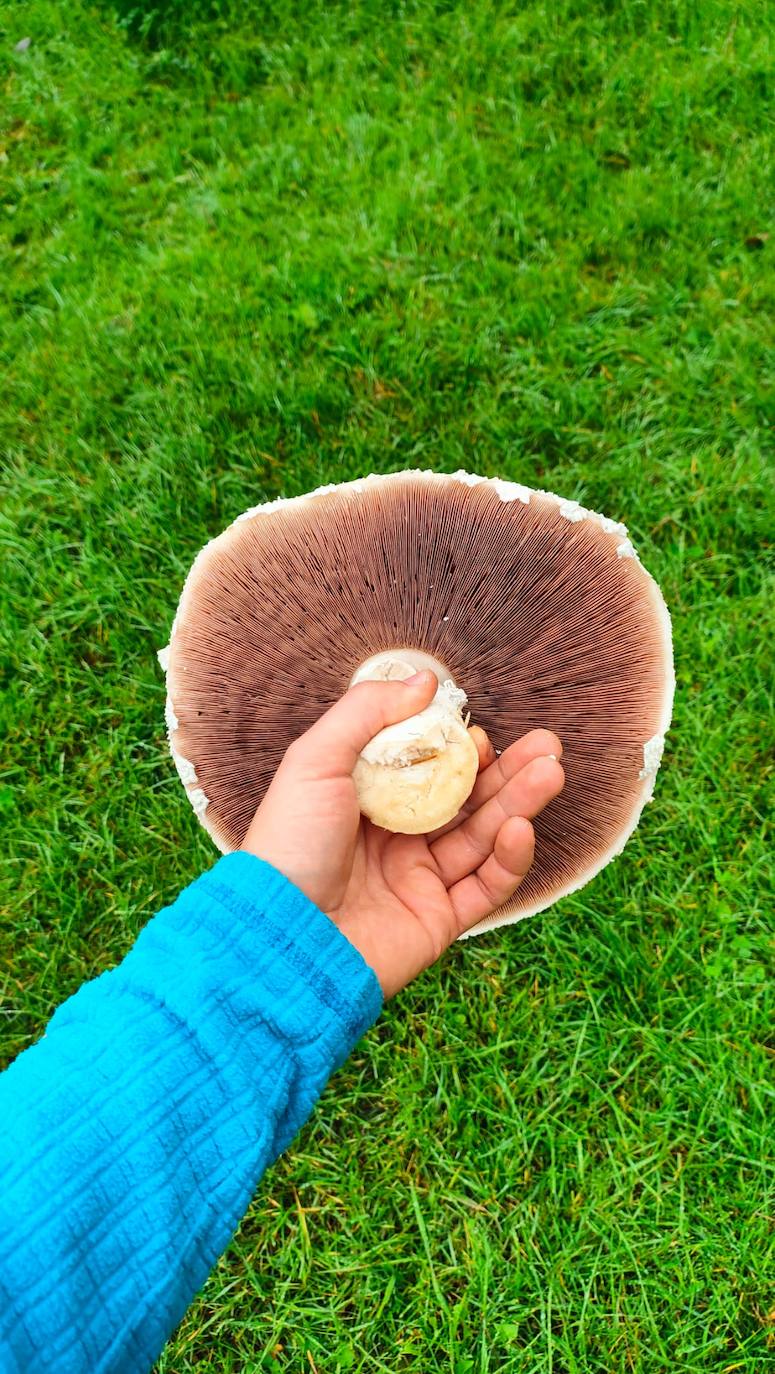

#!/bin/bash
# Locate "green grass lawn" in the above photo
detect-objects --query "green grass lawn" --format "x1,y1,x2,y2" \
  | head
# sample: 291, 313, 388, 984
1, 1, 773, 1369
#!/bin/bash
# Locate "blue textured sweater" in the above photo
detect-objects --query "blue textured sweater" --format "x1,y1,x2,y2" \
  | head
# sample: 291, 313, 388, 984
0, 852, 383, 1373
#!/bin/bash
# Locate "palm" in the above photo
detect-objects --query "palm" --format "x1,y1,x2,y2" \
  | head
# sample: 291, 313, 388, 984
244, 674, 564, 998
324, 743, 562, 997
332, 820, 460, 994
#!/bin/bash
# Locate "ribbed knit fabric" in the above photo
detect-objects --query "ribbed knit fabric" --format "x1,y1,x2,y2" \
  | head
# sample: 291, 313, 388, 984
0, 852, 383, 1374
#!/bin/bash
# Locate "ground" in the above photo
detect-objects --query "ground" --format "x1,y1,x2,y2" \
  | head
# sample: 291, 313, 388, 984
0, 2, 772, 1370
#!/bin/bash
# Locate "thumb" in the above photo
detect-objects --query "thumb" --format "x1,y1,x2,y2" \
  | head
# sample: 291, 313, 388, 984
290, 671, 439, 777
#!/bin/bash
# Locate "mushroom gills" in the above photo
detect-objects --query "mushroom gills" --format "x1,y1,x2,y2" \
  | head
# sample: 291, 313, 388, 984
161, 469, 674, 932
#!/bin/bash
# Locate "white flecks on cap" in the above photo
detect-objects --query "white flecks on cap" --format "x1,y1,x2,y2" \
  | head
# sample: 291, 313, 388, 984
157, 645, 171, 673
617, 539, 636, 559
236, 476, 372, 522
188, 787, 210, 818
451, 470, 486, 488
171, 747, 198, 787
491, 478, 531, 505
449, 471, 531, 504
599, 514, 628, 538
639, 733, 665, 781
558, 499, 587, 523
235, 503, 265, 523
164, 696, 179, 734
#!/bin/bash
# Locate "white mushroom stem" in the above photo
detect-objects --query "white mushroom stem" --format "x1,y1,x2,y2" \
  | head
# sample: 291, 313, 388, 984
350, 652, 480, 834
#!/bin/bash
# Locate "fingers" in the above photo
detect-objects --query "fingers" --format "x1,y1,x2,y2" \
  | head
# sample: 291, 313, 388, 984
449, 816, 536, 931
463, 729, 562, 815
427, 728, 561, 840
430, 754, 565, 887
469, 725, 496, 773
287, 670, 438, 777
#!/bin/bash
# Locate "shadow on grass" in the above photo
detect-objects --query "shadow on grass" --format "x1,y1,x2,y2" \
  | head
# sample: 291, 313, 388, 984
99, 0, 242, 45
98, 0, 325, 46
93, 0, 289, 92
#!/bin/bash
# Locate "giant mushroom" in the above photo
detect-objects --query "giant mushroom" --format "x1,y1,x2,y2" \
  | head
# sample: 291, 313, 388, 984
159, 470, 673, 936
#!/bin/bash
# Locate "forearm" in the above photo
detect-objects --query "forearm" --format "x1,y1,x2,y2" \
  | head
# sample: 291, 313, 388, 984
0, 853, 382, 1374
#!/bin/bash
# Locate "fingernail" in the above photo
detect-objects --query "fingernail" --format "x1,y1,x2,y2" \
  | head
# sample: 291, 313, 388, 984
405, 670, 434, 687
545, 753, 558, 761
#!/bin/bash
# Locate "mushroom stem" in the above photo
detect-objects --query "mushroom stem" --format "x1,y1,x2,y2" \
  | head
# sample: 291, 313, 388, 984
350, 648, 453, 688
350, 651, 480, 834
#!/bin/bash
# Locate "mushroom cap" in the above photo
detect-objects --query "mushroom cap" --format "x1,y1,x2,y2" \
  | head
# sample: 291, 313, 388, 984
160, 470, 674, 936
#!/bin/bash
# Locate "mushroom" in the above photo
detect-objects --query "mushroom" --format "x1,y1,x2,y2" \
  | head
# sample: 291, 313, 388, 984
159, 470, 674, 936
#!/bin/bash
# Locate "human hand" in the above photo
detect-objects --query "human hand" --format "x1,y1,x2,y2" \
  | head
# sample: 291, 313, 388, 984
243, 672, 564, 998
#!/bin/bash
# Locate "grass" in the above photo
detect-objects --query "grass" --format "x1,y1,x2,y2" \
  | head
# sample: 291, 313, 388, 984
1, 0, 773, 1369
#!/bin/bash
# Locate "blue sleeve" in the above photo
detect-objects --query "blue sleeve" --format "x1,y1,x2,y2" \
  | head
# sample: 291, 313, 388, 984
0, 852, 383, 1374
